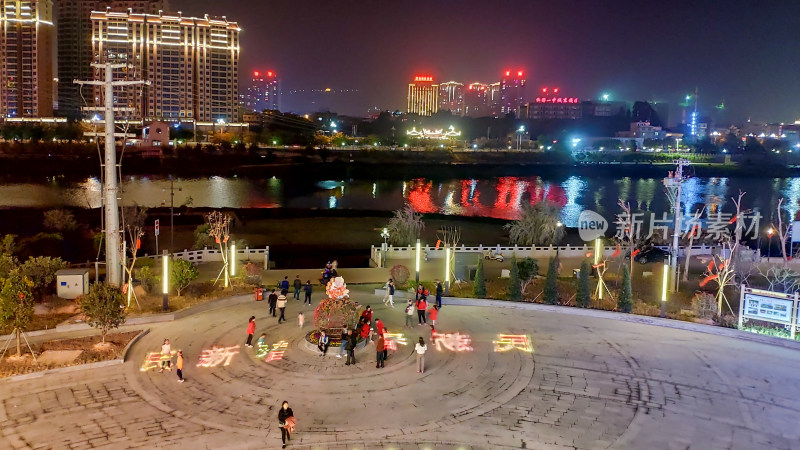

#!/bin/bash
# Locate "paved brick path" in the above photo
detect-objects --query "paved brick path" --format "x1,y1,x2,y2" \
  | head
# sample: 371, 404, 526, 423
2, 288, 800, 449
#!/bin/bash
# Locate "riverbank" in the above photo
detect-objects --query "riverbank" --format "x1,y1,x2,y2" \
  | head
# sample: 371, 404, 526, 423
1, 147, 798, 178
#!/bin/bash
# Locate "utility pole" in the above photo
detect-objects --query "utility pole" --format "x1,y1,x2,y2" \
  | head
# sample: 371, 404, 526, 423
664, 158, 690, 292
75, 62, 148, 287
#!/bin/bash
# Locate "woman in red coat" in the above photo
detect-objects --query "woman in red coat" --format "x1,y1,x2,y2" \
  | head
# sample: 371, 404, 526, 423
245, 316, 256, 347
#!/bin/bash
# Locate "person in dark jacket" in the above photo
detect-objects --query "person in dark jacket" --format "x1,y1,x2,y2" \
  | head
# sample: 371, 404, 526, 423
435, 279, 443, 308
278, 400, 294, 448
280, 276, 290, 291
345, 329, 357, 365
303, 280, 313, 305
317, 331, 330, 356
293, 275, 302, 300
268, 289, 278, 317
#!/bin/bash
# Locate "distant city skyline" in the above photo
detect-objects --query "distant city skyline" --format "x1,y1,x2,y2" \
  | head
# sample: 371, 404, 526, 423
172, 0, 800, 123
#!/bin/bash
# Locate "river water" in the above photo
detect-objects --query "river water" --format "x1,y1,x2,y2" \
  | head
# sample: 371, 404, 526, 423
1, 172, 798, 227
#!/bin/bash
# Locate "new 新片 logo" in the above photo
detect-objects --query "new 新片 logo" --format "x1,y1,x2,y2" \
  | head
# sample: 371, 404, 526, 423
578, 210, 607, 241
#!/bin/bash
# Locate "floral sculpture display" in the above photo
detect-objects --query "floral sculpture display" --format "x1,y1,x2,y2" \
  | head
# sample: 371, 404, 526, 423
313, 276, 360, 337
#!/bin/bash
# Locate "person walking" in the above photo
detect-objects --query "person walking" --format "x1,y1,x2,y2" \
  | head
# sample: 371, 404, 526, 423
336, 326, 348, 358
405, 300, 414, 328
159, 339, 172, 372
303, 280, 313, 305
435, 279, 443, 308
268, 289, 278, 317
293, 275, 302, 300
345, 329, 357, 365
383, 279, 395, 307
278, 400, 295, 449
375, 318, 385, 337
376, 334, 386, 368
416, 297, 428, 325
280, 276, 290, 292
415, 337, 427, 374
317, 331, 330, 356
176, 350, 185, 382
245, 316, 256, 347
429, 305, 439, 330
277, 290, 288, 324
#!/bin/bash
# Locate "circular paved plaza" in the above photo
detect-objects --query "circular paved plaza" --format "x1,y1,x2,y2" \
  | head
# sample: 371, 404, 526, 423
2, 289, 800, 449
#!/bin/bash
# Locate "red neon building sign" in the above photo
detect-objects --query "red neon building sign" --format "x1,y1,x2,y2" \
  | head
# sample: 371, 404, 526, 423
535, 97, 580, 104
414, 75, 433, 82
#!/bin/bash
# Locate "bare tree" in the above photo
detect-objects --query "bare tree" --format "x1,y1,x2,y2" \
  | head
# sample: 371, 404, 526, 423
758, 265, 800, 294
775, 198, 790, 267
206, 211, 232, 287
437, 226, 461, 283
616, 199, 635, 274
387, 205, 424, 246
122, 205, 147, 309
702, 191, 747, 316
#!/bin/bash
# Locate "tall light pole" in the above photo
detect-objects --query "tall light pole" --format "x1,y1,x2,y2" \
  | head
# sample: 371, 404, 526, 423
675, 138, 681, 153
415, 239, 421, 284
517, 125, 525, 150
75, 62, 148, 286
661, 257, 669, 318
665, 159, 689, 292
380, 228, 390, 268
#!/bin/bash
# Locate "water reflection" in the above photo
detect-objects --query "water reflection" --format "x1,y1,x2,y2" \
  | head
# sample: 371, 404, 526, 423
0, 174, 793, 223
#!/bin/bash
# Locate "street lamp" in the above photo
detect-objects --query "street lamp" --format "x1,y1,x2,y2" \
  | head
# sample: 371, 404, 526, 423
517, 125, 525, 150
661, 257, 669, 318
445, 246, 451, 296
601, 93, 610, 102
767, 227, 775, 259
415, 239, 421, 284
380, 228, 390, 268
162, 250, 169, 311
675, 138, 681, 153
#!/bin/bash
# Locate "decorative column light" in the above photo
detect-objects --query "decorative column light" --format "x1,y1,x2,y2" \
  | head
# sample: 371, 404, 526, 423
230, 242, 237, 277
445, 246, 451, 295
415, 239, 421, 284
162, 250, 169, 312
661, 257, 669, 318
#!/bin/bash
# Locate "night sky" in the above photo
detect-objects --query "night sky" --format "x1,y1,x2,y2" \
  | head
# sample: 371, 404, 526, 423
174, 0, 799, 123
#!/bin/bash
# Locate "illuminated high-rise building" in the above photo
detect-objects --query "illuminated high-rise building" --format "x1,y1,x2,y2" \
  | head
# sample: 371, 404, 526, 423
407, 75, 438, 116
464, 82, 489, 117
55, 1, 167, 119
438, 81, 463, 115
243, 70, 280, 112
0, 0, 55, 118
488, 82, 501, 117
500, 69, 526, 116
91, 9, 240, 122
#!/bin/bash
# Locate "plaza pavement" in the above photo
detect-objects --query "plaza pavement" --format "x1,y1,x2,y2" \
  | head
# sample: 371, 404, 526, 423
1, 286, 800, 449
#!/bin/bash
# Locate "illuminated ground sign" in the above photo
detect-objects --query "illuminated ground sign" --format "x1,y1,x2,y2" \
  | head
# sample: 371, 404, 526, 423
140, 351, 176, 372
432, 331, 473, 352
196, 345, 240, 368
493, 334, 533, 353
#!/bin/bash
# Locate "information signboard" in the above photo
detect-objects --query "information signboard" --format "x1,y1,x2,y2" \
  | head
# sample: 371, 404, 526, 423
743, 292, 793, 324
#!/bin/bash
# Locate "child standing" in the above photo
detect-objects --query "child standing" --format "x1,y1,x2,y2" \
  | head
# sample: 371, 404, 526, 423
245, 316, 256, 347
298, 312, 305, 328
405, 301, 414, 328
415, 337, 427, 374
176, 350, 185, 382
159, 339, 172, 372
429, 305, 439, 330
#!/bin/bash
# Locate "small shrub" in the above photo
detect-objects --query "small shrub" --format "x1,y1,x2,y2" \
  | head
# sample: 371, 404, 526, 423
576, 260, 591, 308
691, 291, 717, 319
508, 255, 521, 301
473, 257, 486, 297
543, 257, 558, 305
617, 265, 632, 313
137, 266, 158, 294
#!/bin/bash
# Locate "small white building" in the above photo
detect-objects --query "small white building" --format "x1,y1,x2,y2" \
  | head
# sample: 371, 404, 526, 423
56, 269, 90, 300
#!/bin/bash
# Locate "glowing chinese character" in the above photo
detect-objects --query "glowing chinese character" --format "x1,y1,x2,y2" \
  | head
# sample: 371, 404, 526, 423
383, 333, 407, 346
140, 351, 175, 372
196, 345, 240, 368
493, 334, 533, 353
256, 342, 270, 358
432, 331, 473, 352
265, 340, 288, 363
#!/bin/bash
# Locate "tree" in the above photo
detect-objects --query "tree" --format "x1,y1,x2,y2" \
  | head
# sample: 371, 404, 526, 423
473, 257, 486, 297
171, 259, 199, 296
543, 257, 558, 305
19, 256, 66, 300
43, 209, 78, 232
0, 234, 17, 256
122, 205, 147, 308
387, 205, 425, 246
576, 260, 591, 308
504, 202, 565, 246
192, 224, 216, 250
508, 255, 521, 301
206, 211, 232, 287
516, 258, 539, 294
617, 265, 632, 313
0, 269, 34, 356
79, 282, 126, 343
0, 254, 18, 279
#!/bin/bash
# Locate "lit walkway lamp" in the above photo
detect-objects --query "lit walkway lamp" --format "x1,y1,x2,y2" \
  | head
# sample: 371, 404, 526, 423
381, 228, 390, 268
445, 246, 451, 295
661, 257, 669, 318
415, 239, 421, 284
230, 242, 237, 277
162, 250, 169, 312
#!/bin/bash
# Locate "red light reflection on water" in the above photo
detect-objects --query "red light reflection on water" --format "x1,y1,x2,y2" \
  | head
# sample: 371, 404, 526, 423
425, 177, 568, 220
